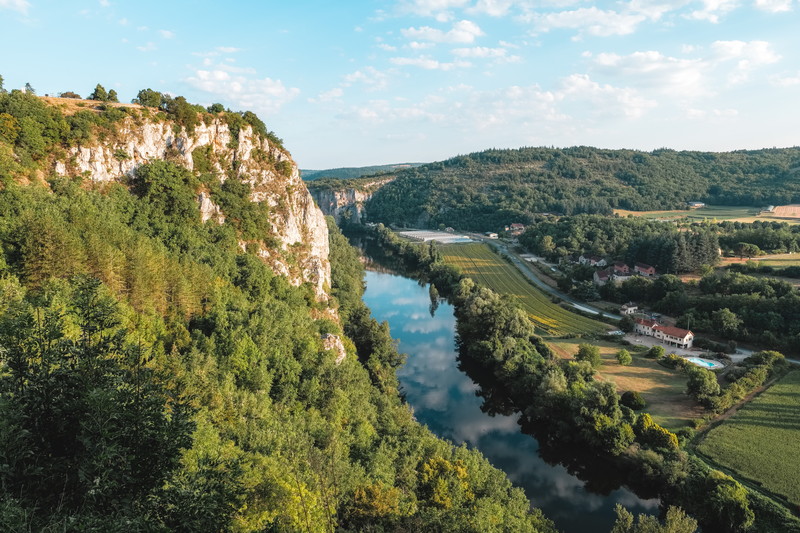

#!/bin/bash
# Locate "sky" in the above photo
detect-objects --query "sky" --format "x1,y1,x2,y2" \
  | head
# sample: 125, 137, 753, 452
1, 0, 799, 169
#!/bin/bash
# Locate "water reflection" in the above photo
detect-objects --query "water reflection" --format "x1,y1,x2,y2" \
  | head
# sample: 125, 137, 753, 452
362, 269, 659, 532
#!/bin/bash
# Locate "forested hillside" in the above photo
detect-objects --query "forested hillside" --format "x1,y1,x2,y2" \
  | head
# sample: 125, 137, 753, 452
365, 146, 800, 230
0, 86, 553, 531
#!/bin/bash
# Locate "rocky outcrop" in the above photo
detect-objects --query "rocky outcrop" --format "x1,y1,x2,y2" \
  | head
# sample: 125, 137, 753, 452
54, 116, 331, 300
309, 178, 393, 224
321, 333, 347, 364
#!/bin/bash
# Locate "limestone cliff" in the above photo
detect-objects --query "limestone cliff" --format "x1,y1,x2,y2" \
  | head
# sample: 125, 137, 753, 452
309, 178, 393, 224
53, 116, 331, 300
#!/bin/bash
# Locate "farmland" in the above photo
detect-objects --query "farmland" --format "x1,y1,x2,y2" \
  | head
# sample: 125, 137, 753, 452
696, 370, 800, 507
440, 243, 607, 336
549, 339, 700, 429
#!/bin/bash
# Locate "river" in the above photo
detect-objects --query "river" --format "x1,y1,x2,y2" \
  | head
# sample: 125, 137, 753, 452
361, 265, 659, 532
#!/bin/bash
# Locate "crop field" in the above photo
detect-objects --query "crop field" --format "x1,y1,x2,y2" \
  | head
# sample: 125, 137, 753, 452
614, 205, 762, 222
440, 243, 607, 336
549, 340, 700, 429
696, 370, 800, 507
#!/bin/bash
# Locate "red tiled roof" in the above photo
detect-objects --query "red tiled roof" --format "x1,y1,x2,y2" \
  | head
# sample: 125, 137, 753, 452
654, 325, 693, 339
595, 269, 611, 280
635, 318, 658, 328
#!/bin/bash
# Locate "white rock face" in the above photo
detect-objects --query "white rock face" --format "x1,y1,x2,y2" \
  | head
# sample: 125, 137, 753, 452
54, 116, 331, 300
321, 333, 347, 364
309, 178, 394, 224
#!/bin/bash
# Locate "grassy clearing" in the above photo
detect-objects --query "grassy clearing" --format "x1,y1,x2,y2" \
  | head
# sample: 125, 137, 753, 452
697, 370, 800, 507
724, 253, 800, 268
440, 243, 607, 336
613, 205, 800, 225
549, 339, 699, 429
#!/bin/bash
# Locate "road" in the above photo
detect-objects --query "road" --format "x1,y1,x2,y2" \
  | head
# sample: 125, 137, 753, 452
476, 237, 623, 322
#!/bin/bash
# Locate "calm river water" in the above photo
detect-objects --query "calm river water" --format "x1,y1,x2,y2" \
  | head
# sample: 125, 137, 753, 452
361, 266, 659, 532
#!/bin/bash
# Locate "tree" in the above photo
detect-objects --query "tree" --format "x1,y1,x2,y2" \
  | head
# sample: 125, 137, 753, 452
575, 343, 602, 368
207, 102, 225, 113
24, 82, 35, 94
133, 88, 164, 108
107, 89, 119, 103
0, 74, 5, 93
89, 83, 108, 101
611, 504, 698, 533
620, 390, 645, 410
686, 366, 720, 400
711, 308, 742, 337
646, 345, 665, 359
616, 349, 632, 366
619, 315, 635, 332
735, 242, 761, 260
59, 91, 82, 99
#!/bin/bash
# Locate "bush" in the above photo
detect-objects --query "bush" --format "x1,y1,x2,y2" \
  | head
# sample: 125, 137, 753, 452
575, 343, 602, 368
616, 349, 632, 366
646, 345, 665, 358
621, 390, 646, 410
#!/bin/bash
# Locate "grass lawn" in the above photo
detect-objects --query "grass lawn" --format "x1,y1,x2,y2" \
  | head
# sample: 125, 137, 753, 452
696, 370, 800, 507
549, 339, 701, 430
440, 243, 607, 336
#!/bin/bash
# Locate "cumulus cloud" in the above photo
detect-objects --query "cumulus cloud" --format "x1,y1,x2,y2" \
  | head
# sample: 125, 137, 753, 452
528, 7, 648, 37
309, 87, 344, 104
468, 0, 516, 16
754, 0, 793, 11
401, 20, 484, 43
686, 0, 738, 22
559, 74, 657, 118
771, 71, 800, 86
399, 0, 470, 20
0, 0, 30, 14
391, 56, 471, 70
159, 29, 175, 39
592, 50, 708, 95
186, 62, 300, 115
711, 40, 780, 83
343, 66, 390, 90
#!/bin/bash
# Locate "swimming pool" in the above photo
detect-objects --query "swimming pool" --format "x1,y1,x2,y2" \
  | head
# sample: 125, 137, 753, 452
686, 357, 725, 370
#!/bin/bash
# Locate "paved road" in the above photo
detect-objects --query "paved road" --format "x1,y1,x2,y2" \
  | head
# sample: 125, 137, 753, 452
477, 237, 623, 322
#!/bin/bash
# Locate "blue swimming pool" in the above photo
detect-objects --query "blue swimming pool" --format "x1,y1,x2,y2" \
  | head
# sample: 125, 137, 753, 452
686, 357, 724, 369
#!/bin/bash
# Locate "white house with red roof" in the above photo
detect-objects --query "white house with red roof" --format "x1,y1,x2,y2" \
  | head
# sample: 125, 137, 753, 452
580, 254, 607, 267
635, 262, 657, 277
634, 318, 693, 348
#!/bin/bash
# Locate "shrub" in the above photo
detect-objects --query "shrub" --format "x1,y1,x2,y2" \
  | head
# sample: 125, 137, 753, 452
575, 343, 602, 368
621, 390, 646, 410
646, 345, 665, 358
616, 349, 632, 366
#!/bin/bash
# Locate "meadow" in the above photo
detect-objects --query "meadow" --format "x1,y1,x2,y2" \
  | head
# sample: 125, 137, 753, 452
440, 243, 607, 336
696, 370, 800, 507
549, 339, 699, 429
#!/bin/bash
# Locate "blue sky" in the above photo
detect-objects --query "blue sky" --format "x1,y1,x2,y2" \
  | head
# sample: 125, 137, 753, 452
1, 0, 798, 168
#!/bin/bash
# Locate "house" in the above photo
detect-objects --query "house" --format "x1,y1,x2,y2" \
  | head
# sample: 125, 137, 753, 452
634, 318, 693, 348
485, 232, 498, 239
593, 269, 612, 286
509, 223, 525, 235
620, 302, 638, 315
635, 262, 657, 277
445, 227, 455, 233
612, 262, 630, 275
687, 201, 706, 209
579, 254, 607, 267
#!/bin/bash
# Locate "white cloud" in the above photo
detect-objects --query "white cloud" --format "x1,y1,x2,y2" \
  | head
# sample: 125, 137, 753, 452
217, 46, 241, 53
136, 42, 157, 52
391, 56, 471, 70
559, 74, 657, 118
399, 0, 470, 19
343, 66, 390, 90
754, 0, 793, 11
593, 50, 708, 95
529, 7, 648, 37
711, 39, 780, 83
159, 29, 175, 39
452, 46, 507, 58
378, 43, 398, 51
401, 20, 484, 43
469, 0, 515, 16
99, 0, 109, 6
118, 17, 128, 25
309, 87, 344, 103
187, 64, 300, 115
686, 107, 738, 118
686, 0, 738, 22
409, 41, 436, 49
771, 71, 800, 86
0, 0, 30, 14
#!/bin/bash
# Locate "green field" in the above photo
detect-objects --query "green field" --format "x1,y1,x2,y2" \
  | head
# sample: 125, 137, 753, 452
697, 370, 800, 507
441, 243, 607, 336
615, 205, 762, 222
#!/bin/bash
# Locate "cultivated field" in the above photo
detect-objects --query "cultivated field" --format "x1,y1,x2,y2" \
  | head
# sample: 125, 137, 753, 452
614, 204, 800, 225
696, 370, 800, 507
440, 243, 607, 336
549, 340, 699, 429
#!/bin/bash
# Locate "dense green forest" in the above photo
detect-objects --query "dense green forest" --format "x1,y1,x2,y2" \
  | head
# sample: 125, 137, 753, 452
362, 146, 800, 230
0, 86, 558, 531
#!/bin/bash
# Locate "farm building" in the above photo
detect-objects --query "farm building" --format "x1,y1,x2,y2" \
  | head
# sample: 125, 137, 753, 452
688, 201, 706, 208
620, 302, 638, 315
635, 262, 657, 277
579, 254, 607, 267
634, 318, 694, 348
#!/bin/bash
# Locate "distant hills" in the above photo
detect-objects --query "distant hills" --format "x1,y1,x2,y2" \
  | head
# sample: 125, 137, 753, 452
362, 146, 800, 231
301, 162, 425, 181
